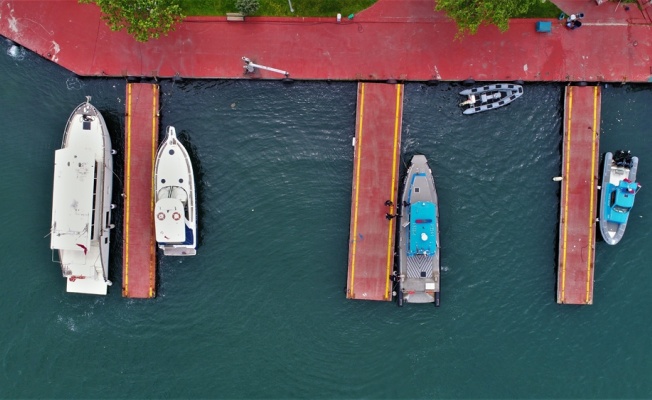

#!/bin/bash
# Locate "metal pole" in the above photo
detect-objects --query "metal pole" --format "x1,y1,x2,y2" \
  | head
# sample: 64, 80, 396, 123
248, 63, 289, 77
288, 0, 294, 13
242, 57, 289, 77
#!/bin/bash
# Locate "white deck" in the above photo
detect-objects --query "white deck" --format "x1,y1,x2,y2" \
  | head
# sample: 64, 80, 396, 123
50, 149, 94, 250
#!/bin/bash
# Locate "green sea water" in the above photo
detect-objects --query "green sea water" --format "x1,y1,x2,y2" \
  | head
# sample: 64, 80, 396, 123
1, 41, 651, 399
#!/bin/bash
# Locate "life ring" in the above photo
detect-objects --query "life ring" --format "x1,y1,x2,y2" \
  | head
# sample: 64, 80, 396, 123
172, 212, 181, 221
157, 212, 165, 221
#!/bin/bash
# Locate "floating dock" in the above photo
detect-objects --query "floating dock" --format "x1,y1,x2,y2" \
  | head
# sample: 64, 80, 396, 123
557, 85, 601, 305
346, 83, 404, 301
122, 83, 159, 299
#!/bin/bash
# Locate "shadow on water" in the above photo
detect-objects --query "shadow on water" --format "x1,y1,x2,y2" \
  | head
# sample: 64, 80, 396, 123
173, 127, 206, 249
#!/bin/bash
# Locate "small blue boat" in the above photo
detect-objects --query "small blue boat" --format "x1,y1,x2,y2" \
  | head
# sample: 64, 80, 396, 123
599, 150, 641, 245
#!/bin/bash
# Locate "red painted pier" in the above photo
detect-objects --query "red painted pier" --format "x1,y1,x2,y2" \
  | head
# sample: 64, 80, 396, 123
346, 83, 403, 301
1, 0, 651, 83
557, 86, 601, 305
123, 83, 159, 299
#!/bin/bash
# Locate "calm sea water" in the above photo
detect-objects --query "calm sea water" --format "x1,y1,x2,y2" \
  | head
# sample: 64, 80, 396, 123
1, 39, 651, 399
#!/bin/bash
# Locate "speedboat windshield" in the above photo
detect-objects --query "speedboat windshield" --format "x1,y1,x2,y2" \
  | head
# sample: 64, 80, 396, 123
613, 205, 630, 213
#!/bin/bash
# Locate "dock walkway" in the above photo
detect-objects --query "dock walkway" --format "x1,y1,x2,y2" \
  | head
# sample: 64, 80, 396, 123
346, 83, 403, 302
122, 83, 159, 299
1, 0, 650, 82
557, 85, 600, 305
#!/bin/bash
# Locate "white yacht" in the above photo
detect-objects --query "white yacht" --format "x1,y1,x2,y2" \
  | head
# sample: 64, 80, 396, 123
50, 97, 114, 295
154, 126, 197, 256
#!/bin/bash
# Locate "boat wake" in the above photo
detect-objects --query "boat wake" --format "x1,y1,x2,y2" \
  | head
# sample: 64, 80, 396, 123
6, 43, 25, 61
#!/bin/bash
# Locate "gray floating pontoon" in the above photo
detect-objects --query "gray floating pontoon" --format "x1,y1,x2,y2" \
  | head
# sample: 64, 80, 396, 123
459, 83, 523, 115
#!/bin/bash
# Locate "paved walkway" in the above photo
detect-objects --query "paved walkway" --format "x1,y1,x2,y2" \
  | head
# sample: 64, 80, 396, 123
1, 0, 651, 82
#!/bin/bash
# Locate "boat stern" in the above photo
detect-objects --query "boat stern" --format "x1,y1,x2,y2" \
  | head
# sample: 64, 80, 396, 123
155, 198, 188, 243
66, 275, 110, 295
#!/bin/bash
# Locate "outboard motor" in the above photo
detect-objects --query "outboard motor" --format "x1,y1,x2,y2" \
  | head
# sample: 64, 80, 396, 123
397, 291, 404, 307
614, 150, 632, 167
624, 151, 633, 168
435, 292, 440, 307
614, 150, 626, 166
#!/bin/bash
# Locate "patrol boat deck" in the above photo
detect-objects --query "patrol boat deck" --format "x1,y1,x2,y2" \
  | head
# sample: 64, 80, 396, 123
396, 155, 440, 306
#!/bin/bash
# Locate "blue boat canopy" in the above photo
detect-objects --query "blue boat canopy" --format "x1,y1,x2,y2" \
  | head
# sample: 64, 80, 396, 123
409, 201, 437, 256
607, 179, 641, 223
614, 180, 640, 208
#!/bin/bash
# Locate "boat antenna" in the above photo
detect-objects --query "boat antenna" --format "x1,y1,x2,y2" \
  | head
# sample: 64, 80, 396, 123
108, 164, 123, 189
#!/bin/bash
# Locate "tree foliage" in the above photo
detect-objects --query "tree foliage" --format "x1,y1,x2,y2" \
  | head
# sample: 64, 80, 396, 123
235, 0, 260, 16
79, 0, 184, 42
435, 0, 536, 36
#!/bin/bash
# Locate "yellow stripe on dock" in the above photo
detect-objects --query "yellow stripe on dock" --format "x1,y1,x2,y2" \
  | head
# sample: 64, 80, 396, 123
585, 86, 598, 304
560, 87, 573, 303
149, 84, 158, 298
384, 84, 402, 300
349, 83, 366, 297
124, 83, 133, 295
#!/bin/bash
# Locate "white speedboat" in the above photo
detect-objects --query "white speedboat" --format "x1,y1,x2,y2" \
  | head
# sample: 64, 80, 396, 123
50, 97, 114, 295
154, 126, 197, 256
396, 155, 440, 306
459, 83, 523, 115
599, 150, 641, 245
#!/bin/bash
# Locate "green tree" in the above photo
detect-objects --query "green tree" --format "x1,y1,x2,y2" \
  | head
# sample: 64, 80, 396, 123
79, 0, 184, 42
435, 0, 535, 36
236, 0, 260, 16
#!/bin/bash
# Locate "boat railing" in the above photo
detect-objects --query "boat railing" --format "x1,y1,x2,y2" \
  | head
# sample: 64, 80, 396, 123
51, 249, 61, 265
89, 163, 100, 240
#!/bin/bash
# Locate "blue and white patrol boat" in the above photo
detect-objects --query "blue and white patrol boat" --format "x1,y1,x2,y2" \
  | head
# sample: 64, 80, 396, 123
599, 150, 641, 245
396, 155, 440, 306
154, 126, 197, 256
